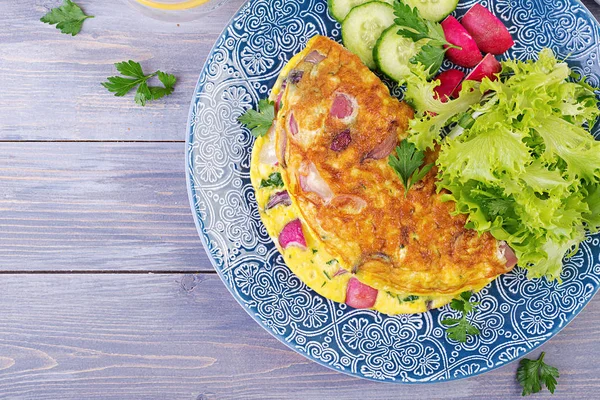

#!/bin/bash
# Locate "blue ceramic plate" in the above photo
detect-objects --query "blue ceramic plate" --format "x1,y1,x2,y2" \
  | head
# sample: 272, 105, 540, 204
186, 0, 600, 382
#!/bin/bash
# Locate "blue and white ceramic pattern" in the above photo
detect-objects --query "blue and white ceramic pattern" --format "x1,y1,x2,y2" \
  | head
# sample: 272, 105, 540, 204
186, 0, 600, 382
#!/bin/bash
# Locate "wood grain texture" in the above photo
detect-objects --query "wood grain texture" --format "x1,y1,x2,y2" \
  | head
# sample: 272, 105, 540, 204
0, 0, 599, 398
0, 273, 597, 400
0, 142, 210, 271
0, 0, 246, 141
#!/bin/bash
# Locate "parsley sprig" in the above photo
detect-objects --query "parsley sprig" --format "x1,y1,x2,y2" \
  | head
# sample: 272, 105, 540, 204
388, 139, 433, 195
40, 0, 93, 36
102, 61, 176, 106
259, 172, 284, 189
441, 291, 480, 343
517, 352, 559, 396
238, 99, 275, 138
393, 0, 459, 74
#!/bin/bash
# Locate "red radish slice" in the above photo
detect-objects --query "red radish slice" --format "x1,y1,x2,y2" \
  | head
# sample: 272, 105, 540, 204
299, 162, 334, 202
441, 16, 482, 68
434, 69, 465, 102
330, 129, 352, 151
465, 53, 502, 82
345, 277, 378, 309
288, 112, 298, 136
499, 241, 518, 269
304, 50, 326, 64
278, 219, 307, 250
453, 54, 502, 97
461, 4, 514, 55
330, 93, 354, 119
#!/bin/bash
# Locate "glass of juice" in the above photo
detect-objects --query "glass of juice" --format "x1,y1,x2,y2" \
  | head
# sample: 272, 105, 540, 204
126, 0, 231, 21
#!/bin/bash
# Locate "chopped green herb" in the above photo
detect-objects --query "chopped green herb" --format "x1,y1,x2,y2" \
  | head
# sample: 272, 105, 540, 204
323, 271, 331, 280
326, 259, 338, 266
311, 249, 318, 254
238, 98, 275, 137
517, 352, 559, 396
102, 61, 176, 106
321, 281, 327, 287
389, 139, 434, 195
441, 291, 480, 343
403, 295, 419, 302
40, 0, 93, 36
259, 172, 284, 189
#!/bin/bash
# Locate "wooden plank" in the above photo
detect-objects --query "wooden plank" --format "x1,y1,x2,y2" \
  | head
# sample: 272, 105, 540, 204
0, 273, 597, 399
0, 142, 210, 271
584, 0, 600, 19
0, 0, 246, 141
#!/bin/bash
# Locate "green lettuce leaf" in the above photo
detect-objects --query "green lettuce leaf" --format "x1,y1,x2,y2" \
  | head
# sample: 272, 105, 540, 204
416, 48, 600, 280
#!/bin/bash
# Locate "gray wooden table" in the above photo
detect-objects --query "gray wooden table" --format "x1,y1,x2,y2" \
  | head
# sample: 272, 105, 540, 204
1, 1, 599, 399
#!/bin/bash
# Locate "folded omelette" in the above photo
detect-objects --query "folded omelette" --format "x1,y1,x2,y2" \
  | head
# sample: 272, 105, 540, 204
250, 35, 517, 314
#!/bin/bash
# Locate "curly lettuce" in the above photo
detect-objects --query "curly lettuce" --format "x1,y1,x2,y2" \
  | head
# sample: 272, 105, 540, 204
408, 48, 600, 281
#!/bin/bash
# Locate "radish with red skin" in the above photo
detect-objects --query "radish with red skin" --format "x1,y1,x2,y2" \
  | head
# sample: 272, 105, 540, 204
441, 16, 482, 68
461, 4, 514, 55
465, 53, 502, 82
453, 54, 501, 97
345, 277, 378, 309
278, 219, 307, 250
434, 69, 465, 102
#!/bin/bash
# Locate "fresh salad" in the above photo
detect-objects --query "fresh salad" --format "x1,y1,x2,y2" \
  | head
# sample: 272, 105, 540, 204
333, 0, 600, 281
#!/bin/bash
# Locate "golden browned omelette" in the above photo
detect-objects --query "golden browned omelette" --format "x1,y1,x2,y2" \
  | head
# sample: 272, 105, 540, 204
275, 35, 516, 296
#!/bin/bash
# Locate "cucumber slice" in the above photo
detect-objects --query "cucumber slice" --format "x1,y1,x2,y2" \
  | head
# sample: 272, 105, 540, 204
404, 0, 458, 22
374, 26, 428, 84
328, 0, 393, 23
341, 1, 395, 70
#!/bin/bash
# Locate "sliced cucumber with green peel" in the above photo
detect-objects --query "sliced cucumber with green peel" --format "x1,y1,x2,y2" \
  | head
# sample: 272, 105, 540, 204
341, 1, 395, 70
404, 0, 459, 22
374, 26, 431, 84
328, 0, 393, 23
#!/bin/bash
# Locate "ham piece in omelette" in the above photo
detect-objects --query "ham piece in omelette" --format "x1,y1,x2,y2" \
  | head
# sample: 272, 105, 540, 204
275, 35, 516, 296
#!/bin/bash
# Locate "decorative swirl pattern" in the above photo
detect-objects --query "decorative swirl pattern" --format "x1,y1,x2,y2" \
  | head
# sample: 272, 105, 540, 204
186, 0, 600, 382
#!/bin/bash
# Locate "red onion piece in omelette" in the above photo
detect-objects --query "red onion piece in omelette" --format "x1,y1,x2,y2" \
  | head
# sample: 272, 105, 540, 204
330, 129, 352, 152
278, 219, 307, 250
330, 93, 355, 119
304, 50, 326, 64
332, 268, 348, 277
266, 190, 291, 210
288, 112, 299, 136
288, 70, 304, 84
362, 131, 398, 161
299, 162, 334, 202
345, 277, 378, 309
499, 241, 518, 268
